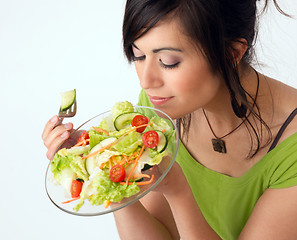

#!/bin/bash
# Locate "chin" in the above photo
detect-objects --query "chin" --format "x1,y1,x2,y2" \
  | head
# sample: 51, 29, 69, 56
153, 106, 184, 121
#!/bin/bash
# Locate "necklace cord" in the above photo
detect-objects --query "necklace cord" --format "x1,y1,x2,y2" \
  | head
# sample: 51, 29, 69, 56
202, 109, 245, 139
203, 69, 260, 140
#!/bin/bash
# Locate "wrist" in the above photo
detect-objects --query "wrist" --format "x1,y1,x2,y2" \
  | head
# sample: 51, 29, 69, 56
163, 180, 221, 240
154, 162, 190, 197
163, 177, 193, 202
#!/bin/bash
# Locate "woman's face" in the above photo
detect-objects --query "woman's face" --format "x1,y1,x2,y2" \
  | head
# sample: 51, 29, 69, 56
132, 18, 223, 119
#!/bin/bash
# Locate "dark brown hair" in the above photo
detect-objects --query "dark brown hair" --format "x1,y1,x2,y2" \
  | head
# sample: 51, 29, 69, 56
122, 0, 288, 158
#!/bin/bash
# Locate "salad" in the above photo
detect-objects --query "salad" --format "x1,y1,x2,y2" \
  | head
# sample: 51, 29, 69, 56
50, 101, 174, 212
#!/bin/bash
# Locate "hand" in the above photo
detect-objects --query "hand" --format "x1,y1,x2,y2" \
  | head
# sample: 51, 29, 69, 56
152, 161, 189, 197
42, 115, 74, 160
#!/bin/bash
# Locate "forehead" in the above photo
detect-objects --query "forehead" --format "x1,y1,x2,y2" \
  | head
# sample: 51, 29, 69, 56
133, 18, 197, 53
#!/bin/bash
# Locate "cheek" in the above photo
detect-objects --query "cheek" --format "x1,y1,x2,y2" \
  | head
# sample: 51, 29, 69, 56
171, 70, 208, 92
171, 66, 222, 100
174, 76, 200, 92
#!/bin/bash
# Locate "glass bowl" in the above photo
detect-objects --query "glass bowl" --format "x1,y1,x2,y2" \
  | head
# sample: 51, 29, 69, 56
45, 106, 179, 216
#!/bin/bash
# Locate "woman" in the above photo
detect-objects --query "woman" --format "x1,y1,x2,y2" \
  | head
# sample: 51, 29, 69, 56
42, 0, 297, 239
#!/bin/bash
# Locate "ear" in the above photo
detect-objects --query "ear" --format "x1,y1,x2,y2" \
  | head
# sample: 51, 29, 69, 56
231, 38, 248, 65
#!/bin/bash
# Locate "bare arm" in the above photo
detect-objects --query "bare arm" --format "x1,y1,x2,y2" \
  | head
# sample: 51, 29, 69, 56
239, 185, 297, 239
114, 192, 179, 240
43, 117, 297, 239
114, 163, 221, 240
164, 184, 221, 240
161, 165, 297, 240
162, 163, 221, 240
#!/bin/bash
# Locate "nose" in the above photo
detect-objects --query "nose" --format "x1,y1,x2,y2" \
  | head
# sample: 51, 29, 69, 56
137, 59, 163, 90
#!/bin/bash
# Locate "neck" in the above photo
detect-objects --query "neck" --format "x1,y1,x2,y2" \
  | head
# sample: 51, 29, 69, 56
195, 65, 259, 134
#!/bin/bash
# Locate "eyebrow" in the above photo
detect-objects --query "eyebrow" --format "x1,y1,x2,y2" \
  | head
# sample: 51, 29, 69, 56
132, 43, 182, 53
153, 47, 182, 53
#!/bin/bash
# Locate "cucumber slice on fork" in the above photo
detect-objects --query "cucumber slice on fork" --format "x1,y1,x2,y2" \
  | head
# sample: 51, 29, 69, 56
55, 89, 77, 126
60, 89, 76, 111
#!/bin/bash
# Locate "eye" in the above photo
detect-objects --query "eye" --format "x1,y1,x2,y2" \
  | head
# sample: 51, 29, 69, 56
132, 45, 145, 62
159, 59, 180, 69
132, 55, 145, 62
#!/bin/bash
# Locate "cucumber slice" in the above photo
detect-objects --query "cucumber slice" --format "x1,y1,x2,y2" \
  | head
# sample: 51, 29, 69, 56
60, 89, 76, 111
113, 112, 140, 131
60, 168, 76, 196
155, 130, 167, 153
66, 145, 90, 155
85, 137, 117, 175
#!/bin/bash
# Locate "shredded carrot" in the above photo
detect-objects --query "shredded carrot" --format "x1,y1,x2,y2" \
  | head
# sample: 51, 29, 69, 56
127, 152, 138, 161
126, 160, 136, 167
120, 153, 138, 167
73, 142, 82, 147
125, 145, 145, 185
119, 155, 128, 165
92, 127, 109, 135
120, 174, 155, 186
82, 122, 152, 160
99, 162, 105, 170
81, 142, 114, 160
132, 173, 151, 179
162, 129, 166, 133
136, 174, 155, 185
73, 138, 89, 147
112, 155, 117, 164
124, 160, 136, 169
104, 200, 112, 208
61, 197, 80, 204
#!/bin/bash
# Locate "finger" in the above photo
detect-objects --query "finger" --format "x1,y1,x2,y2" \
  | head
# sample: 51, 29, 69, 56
42, 115, 59, 140
43, 122, 73, 148
46, 131, 71, 160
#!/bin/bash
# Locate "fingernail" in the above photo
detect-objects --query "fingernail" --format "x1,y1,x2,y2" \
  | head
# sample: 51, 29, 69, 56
64, 123, 72, 129
61, 131, 68, 138
50, 116, 58, 124
46, 151, 52, 160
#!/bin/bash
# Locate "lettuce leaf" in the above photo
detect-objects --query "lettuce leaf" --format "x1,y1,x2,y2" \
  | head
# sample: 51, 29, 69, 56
149, 149, 169, 165
51, 153, 89, 183
73, 169, 139, 211
146, 116, 173, 137
113, 131, 142, 155
88, 129, 111, 148
91, 170, 139, 203
111, 101, 134, 120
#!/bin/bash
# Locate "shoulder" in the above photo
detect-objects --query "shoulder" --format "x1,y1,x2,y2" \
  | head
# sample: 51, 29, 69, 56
268, 77, 297, 112
266, 77, 297, 143
240, 185, 297, 239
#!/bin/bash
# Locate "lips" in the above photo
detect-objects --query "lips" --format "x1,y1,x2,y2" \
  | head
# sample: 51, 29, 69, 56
148, 95, 174, 106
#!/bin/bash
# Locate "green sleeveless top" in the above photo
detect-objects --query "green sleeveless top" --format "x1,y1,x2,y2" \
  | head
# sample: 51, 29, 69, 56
137, 90, 297, 240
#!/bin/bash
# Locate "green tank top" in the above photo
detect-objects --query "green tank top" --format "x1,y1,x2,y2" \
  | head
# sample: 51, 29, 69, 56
137, 90, 297, 239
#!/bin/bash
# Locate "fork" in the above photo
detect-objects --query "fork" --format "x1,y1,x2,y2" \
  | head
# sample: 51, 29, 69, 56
55, 99, 77, 126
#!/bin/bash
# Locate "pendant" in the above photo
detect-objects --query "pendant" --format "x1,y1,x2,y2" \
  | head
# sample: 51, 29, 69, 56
211, 138, 227, 153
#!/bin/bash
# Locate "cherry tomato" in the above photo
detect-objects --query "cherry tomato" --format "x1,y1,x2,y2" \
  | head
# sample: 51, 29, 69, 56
76, 131, 89, 144
70, 179, 84, 198
109, 165, 126, 182
142, 130, 159, 148
132, 115, 149, 133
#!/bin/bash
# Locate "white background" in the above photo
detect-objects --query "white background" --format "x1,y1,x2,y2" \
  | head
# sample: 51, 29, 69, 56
0, 1, 296, 240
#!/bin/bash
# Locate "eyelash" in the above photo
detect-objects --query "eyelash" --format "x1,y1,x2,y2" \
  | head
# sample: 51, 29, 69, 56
132, 56, 145, 61
159, 59, 180, 69
132, 55, 180, 69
